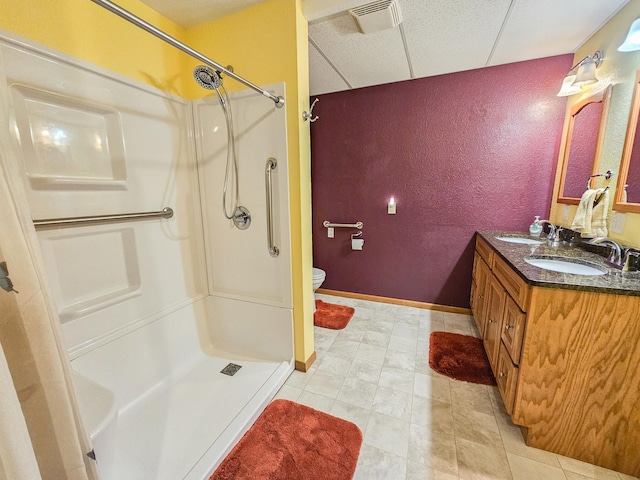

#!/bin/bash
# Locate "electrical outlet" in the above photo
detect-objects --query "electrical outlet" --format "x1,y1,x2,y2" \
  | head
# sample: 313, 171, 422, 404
328, 227, 334, 238
610, 212, 626, 234
563, 205, 570, 221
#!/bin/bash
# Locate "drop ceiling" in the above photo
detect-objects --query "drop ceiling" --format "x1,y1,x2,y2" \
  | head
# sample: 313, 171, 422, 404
139, 0, 630, 96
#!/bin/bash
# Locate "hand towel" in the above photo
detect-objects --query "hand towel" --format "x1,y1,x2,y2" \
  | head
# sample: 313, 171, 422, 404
571, 189, 597, 235
589, 188, 609, 237
571, 188, 608, 238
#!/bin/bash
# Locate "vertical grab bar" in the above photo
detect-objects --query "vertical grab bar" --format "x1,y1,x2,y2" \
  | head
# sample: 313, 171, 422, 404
265, 158, 280, 257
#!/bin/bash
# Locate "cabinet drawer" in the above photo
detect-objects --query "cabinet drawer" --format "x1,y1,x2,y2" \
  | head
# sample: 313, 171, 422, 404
493, 254, 530, 312
475, 235, 494, 267
496, 341, 518, 415
501, 294, 526, 365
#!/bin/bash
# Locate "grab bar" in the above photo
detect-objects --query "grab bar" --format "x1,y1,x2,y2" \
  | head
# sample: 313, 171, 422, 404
265, 158, 279, 257
33, 207, 174, 229
323, 220, 364, 229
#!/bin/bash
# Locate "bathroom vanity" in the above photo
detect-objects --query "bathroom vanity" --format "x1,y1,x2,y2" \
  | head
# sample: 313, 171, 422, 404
471, 232, 640, 477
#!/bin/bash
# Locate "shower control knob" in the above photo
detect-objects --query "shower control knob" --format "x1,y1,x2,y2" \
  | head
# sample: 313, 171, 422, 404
233, 206, 251, 230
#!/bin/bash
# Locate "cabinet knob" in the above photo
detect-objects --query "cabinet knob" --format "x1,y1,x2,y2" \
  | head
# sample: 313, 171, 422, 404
505, 324, 513, 330
488, 319, 494, 323
478, 295, 484, 299
499, 372, 506, 378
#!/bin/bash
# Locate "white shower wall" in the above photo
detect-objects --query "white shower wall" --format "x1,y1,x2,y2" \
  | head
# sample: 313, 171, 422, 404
0, 33, 207, 355
194, 87, 292, 310
193, 83, 294, 364
0, 32, 293, 355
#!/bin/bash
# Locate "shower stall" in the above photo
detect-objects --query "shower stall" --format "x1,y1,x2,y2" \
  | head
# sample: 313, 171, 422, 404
0, 18, 293, 480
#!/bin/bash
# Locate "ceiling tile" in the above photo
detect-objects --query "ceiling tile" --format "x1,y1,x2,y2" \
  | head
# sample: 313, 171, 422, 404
401, 0, 512, 78
309, 14, 411, 90
309, 42, 350, 96
490, 0, 630, 66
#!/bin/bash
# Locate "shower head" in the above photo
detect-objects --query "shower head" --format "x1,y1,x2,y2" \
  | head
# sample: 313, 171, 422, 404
194, 65, 221, 90
194, 65, 227, 109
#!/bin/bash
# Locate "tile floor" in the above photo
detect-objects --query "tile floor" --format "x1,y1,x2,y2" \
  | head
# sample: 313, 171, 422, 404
275, 294, 639, 480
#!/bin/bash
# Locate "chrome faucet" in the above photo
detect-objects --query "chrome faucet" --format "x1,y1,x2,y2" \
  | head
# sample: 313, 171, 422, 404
537, 220, 560, 246
589, 237, 639, 270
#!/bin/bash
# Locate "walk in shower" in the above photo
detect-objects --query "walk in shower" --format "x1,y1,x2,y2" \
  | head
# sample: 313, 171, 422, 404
0, 7, 293, 478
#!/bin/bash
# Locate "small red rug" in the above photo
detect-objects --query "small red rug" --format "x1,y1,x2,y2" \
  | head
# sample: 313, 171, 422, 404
429, 331, 496, 385
210, 399, 362, 480
313, 300, 355, 330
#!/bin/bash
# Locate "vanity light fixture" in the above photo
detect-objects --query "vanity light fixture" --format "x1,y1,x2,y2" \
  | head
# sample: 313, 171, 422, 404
572, 52, 601, 87
619, 17, 640, 52
556, 50, 603, 96
557, 70, 582, 97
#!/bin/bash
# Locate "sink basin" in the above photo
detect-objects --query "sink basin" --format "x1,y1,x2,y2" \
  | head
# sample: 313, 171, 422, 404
495, 236, 544, 245
525, 256, 607, 276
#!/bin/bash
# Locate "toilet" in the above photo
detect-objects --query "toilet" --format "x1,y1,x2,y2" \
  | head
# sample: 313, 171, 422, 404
312, 267, 326, 311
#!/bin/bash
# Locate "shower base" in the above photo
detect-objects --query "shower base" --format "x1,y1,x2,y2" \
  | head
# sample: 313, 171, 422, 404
113, 354, 290, 480
71, 297, 293, 480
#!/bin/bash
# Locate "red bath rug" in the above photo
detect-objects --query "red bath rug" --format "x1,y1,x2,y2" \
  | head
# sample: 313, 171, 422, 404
429, 331, 496, 385
210, 399, 363, 480
314, 300, 355, 330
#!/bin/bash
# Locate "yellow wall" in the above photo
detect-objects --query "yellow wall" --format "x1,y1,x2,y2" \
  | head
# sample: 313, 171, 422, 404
550, 0, 640, 247
0, 0, 188, 96
0, 0, 315, 365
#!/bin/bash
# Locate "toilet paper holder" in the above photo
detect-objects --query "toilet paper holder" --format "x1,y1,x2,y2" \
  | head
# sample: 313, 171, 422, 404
351, 231, 364, 251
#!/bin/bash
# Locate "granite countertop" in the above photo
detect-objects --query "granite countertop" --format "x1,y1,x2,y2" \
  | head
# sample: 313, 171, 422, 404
478, 231, 640, 296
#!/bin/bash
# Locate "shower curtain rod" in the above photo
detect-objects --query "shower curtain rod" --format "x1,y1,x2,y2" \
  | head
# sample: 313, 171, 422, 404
90, 0, 285, 108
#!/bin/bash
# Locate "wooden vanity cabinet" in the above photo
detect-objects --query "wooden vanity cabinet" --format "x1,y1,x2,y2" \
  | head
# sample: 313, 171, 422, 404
471, 234, 640, 478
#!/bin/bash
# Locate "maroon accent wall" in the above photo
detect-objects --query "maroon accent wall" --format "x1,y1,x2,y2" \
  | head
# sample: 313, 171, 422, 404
311, 55, 573, 308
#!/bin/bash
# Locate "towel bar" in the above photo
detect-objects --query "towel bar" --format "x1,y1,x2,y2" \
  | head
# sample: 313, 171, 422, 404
587, 170, 613, 190
323, 220, 364, 229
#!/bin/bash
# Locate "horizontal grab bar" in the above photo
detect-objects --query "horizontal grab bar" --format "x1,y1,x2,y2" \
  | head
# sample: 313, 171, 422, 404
323, 220, 364, 229
33, 207, 174, 229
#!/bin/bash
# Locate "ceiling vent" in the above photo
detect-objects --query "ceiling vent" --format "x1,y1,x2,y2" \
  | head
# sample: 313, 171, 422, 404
349, 0, 402, 34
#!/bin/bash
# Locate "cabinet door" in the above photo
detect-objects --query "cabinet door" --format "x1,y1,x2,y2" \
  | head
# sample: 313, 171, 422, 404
496, 341, 518, 415
484, 275, 506, 372
501, 294, 526, 365
471, 254, 491, 337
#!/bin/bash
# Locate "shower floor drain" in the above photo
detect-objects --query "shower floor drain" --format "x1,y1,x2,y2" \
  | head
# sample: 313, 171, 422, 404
220, 363, 242, 376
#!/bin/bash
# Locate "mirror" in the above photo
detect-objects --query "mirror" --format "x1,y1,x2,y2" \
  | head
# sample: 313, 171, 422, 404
614, 69, 640, 213
557, 86, 611, 204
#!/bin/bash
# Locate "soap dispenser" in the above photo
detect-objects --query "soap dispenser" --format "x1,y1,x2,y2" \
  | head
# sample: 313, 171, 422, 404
529, 216, 542, 237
